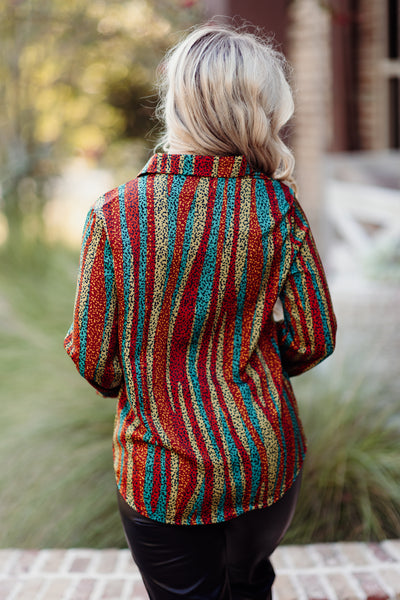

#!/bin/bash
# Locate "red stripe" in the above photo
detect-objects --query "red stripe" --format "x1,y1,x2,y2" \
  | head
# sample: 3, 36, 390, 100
84, 229, 107, 378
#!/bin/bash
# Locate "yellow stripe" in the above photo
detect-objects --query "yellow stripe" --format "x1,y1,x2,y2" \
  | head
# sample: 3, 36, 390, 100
165, 177, 209, 405
306, 239, 336, 340
211, 157, 219, 178
165, 452, 180, 522
215, 314, 249, 495
122, 256, 141, 427
252, 349, 282, 498
94, 283, 118, 383
77, 213, 103, 327
231, 156, 245, 177
234, 177, 251, 295
177, 383, 206, 523
146, 178, 177, 432
201, 184, 237, 507
124, 423, 140, 508
285, 278, 307, 351
248, 233, 275, 356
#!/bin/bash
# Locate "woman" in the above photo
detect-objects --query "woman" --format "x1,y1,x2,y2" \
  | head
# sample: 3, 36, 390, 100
65, 23, 336, 599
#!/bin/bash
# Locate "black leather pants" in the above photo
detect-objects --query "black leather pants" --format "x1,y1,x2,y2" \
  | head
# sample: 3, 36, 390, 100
117, 472, 301, 600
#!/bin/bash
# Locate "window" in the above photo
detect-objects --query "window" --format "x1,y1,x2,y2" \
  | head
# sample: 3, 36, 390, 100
387, 0, 400, 148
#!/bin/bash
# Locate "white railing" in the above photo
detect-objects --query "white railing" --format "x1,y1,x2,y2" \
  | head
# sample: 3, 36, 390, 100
326, 180, 400, 283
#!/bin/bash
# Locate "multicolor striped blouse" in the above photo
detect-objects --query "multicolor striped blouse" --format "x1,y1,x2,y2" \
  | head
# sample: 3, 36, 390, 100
65, 153, 336, 525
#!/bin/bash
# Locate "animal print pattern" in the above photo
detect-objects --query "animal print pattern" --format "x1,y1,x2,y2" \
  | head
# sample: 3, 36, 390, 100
65, 153, 336, 525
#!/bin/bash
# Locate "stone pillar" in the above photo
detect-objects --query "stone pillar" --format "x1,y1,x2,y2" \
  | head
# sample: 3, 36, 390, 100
357, 0, 388, 149
287, 0, 331, 241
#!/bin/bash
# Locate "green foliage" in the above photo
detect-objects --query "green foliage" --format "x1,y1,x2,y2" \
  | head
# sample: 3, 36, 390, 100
286, 365, 400, 543
0, 240, 124, 548
1, 240, 399, 547
0, 0, 205, 545
0, 0, 203, 218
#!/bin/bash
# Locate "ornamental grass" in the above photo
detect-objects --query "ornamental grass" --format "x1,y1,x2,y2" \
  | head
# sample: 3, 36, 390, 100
0, 240, 399, 547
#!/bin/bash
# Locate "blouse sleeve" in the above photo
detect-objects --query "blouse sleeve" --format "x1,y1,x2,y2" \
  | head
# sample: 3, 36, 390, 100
276, 206, 337, 377
64, 208, 123, 397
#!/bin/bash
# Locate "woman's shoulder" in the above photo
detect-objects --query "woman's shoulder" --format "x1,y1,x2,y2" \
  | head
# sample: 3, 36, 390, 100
251, 170, 298, 219
93, 177, 141, 214
253, 170, 296, 199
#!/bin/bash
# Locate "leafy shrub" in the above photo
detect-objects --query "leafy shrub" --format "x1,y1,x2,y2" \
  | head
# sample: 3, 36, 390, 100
286, 364, 400, 543
0, 241, 125, 548
1, 241, 399, 547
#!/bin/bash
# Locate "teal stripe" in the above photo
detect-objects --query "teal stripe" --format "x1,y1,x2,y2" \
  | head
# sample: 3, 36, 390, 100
281, 385, 303, 484
78, 299, 89, 376
309, 265, 334, 354
157, 448, 167, 518
118, 185, 131, 335
217, 406, 242, 519
271, 181, 294, 291
117, 400, 131, 487
183, 154, 195, 174
291, 269, 307, 307
78, 211, 95, 376
187, 177, 227, 457
119, 183, 152, 439
94, 236, 115, 381
251, 178, 272, 342
143, 443, 156, 515
117, 185, 133, 400
224, 178, 236, 243
271, 180, 291, 244
294, 202, 308, 229
232, 186, 276, 504
167, 181, 199, 341
232, 256, 263, 506
161, 174, 187, 308
260, 357, 287, 496
255, 179, 272, 231
224, 181, 260, 494
136, 178, 157, 514
187, 478, 206, 525
143, 445, 168, 521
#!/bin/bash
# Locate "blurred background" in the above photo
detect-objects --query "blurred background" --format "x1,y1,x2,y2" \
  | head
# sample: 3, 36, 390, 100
0, 0, 399, 549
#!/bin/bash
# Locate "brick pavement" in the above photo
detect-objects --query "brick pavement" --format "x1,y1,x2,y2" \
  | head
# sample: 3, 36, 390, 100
1, 541, 399, 600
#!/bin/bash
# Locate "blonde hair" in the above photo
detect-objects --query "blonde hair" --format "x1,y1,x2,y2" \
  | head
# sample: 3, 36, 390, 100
156, 23, 297, 193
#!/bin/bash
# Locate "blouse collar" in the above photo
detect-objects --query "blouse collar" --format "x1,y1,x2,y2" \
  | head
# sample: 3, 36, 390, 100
138, 153, 254, 179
